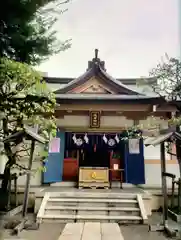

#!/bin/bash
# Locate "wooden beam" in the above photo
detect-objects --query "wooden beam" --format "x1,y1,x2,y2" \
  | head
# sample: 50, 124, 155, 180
57, 126, 127, 133
56, 103, 151, 112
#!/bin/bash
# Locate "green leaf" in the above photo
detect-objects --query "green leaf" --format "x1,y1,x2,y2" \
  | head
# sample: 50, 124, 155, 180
0, 57, 57, 175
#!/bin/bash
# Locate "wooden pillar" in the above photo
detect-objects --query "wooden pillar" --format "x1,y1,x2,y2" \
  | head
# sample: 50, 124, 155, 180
14, 174, 18, 207
22, 140, 35, 217
160, 142, 168, 226
7, 175, 11, 211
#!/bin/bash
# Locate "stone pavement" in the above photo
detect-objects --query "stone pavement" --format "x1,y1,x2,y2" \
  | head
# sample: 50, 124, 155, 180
58, 222, 124, 240
2, 222, 173, 240
2, 213, 174, 240
2, 222, 65, 240
121, 225, 171, 240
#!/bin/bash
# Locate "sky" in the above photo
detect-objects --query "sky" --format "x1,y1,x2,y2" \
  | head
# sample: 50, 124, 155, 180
38, 0, 180, 78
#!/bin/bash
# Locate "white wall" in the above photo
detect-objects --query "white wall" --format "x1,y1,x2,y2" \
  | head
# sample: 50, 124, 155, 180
57, 115, 134, 128
101, 116, 133, 127
0, 140, 43, 187
144, 144, 170, 160
144, 142, 179, 187
16, 160, 42, 186
0, 156, 42, 187
0, 154, 8, 174
145, 163, 180, 187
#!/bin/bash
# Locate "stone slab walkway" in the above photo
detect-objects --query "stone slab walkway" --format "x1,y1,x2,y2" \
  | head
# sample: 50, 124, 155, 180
58, 222, 124, 240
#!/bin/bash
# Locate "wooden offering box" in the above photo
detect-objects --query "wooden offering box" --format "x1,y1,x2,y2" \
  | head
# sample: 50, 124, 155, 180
79, 167, 109, 189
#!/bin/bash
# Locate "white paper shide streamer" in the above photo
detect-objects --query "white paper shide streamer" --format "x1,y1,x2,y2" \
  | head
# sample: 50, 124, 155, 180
103, 134, 108, 143
72, 134, 77, 144
115, 134, 120, 143
84, 133, 89, 144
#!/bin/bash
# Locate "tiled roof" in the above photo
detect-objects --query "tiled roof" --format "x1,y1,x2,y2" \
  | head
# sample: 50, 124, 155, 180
44, 75, 155, 86
56, 93, 164, 102
54, 64, 145, 95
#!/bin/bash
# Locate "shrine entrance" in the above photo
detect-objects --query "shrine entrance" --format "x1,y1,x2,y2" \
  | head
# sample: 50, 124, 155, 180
79, 147, 110, 168
54, 132, 145, 185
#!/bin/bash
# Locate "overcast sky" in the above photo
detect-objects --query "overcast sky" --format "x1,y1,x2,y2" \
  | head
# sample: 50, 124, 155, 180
38, 0, 180, 78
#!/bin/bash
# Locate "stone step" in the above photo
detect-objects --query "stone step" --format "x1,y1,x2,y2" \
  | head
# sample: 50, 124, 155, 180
45, 206, 141, 216
48, 198, 137, 203
47, 198, 138, 208
45, 210, 140, 217
40, 214, 142, 223
45, 206, 140, 211
49, 192, 138, 199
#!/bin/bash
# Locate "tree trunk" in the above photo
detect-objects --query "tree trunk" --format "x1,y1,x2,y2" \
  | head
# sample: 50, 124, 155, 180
1, 118, 15, 193
1, 165, 10, 192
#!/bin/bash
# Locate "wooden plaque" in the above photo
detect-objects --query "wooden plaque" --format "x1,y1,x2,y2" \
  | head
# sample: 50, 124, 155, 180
90, 111, 100, 128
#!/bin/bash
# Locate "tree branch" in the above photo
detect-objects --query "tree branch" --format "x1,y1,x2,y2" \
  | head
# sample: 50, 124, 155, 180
167, 151, 177, 157
14, 163, 28, 171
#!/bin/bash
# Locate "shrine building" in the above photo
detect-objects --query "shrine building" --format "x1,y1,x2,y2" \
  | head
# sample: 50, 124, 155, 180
37, 49, 179, 188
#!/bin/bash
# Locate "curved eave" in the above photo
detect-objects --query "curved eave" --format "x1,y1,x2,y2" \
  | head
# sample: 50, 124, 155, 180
56, 94, 165, 104
54, 68, 94, 94
98, 67, 143, 95
54, 65, 145, 95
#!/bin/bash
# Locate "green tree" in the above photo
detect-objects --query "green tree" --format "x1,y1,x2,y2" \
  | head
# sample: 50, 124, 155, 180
149, 56, 181, 102
0, 0, 71, 65
139, 55, 181, 166
0, 58, 56, 193
140, 55, 181, 213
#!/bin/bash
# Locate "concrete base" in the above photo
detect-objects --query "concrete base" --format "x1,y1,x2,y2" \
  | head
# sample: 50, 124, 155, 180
0, 205, 23, 219
149, 224, 177, 238
168, 209, 181, 222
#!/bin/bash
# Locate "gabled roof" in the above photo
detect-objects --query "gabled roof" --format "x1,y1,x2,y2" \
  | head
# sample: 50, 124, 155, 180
3, 126, 46, 144
145, 131, 181, 146
44, 75, 156, 86
54, 49, 145, 96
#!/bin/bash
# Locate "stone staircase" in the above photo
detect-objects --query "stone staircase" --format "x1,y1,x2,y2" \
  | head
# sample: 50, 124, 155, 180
36, 191, 148, 224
